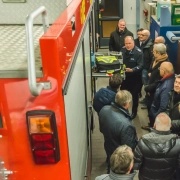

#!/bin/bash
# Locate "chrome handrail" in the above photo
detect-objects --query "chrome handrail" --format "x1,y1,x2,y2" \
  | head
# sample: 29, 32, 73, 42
25, 6, 49, 96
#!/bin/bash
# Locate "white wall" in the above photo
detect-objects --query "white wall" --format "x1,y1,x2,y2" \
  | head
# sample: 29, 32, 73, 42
140, 0, 153, 29
123, 0, 137, 37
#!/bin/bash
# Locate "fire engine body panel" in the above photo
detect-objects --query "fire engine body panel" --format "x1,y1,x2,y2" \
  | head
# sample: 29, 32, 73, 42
0, 0, 93, 179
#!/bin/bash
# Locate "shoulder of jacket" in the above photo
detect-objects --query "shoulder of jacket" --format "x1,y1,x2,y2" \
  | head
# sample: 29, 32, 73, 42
135, 47, 142, 53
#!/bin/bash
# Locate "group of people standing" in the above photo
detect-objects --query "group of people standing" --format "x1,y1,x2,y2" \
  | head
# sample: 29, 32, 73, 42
93, 19, 180, 180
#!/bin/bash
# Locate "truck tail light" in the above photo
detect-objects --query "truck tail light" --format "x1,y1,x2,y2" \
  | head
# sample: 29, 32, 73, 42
26, 110, 60, 164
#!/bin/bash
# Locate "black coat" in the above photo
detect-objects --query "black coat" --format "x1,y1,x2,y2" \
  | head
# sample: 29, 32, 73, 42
109, 27, 133, 52
145, 58, 169, 94
134, 130, 180, 180
166, 90, 180, 134
140, 38, 154, 70
166, 90, 180, 120
121, 46, 143, 78
134, 38, 141, 48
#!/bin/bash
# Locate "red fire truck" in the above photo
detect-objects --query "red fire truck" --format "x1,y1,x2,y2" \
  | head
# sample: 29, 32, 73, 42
0, 0, 95, 179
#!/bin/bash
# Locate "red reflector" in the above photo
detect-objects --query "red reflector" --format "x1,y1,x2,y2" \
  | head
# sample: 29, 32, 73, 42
26, 110, 60, 164
34, 150, 56, 164
32, 134, 53, 149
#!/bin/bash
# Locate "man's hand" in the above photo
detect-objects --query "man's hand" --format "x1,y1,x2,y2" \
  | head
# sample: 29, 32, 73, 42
178, 104, 180, 113
125, 68, 133, 72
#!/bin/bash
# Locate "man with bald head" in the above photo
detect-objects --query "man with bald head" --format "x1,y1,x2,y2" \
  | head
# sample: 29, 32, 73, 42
148, 62, 175, 126
139, 30, 154, 86
154, 36, 166, 44
134, 113, 180, 180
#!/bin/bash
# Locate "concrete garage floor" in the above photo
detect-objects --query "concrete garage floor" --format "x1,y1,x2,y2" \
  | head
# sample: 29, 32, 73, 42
90, 77, 149, 180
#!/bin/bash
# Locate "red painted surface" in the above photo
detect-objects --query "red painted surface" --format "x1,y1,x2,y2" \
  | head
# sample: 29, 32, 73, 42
0, 0, 92, 179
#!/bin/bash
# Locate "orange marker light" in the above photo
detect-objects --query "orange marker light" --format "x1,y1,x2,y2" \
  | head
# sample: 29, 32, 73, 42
29, 117, 52, 133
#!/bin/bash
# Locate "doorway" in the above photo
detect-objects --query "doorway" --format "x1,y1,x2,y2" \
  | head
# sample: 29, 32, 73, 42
95, 0, 123, 48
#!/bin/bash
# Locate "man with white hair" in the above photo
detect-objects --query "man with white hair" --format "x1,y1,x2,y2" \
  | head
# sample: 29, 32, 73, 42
134, 113, 180, 180
141, 43, 169, 130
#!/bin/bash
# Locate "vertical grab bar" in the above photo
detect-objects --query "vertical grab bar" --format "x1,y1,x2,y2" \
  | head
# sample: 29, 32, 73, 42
25, 6, 49, 96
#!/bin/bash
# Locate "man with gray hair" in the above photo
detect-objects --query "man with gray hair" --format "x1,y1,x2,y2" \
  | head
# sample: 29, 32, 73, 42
109, 19, 133, 52
99, 90, 138, 173
95, 145, 137, 180
134, 113, 180, 180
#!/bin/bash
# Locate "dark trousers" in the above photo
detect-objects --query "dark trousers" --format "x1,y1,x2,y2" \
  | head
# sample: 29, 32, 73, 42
120, 76, 142, 113
146, 93, 155, 127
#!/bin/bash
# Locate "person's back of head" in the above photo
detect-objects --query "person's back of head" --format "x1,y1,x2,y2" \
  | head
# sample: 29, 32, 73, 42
154, 36, 165, 44
154, 113, 171, 131
159, 61, 174, 77
115, 90, 132, 108
110, 145, 134, 174
153, 43, 167, 55
109, 73, 123, 90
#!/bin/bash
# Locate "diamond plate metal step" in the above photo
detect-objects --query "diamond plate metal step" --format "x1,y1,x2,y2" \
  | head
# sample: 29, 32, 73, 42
0, 25, 43, 78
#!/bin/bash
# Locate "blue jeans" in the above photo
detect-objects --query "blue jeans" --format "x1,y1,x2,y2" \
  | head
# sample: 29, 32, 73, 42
142, 69, 149, 85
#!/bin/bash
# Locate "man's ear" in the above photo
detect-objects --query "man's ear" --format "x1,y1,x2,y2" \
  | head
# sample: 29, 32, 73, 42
127, 162, 133, 174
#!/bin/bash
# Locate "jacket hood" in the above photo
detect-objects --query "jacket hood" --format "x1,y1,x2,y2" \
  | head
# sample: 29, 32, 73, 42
109, 170, 137, 180
156, 73, 175, 86
143, 38, 153, 48
111, 102, 132, 120
142, 131, 177, 155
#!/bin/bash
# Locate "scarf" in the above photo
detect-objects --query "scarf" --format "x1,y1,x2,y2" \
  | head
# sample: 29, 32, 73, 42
152, 53, 168, 68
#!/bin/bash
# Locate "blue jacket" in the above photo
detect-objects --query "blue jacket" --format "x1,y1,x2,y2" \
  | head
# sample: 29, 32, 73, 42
149, 74, 175, 119
99, 103, 138, 159
93, 86, 117, 114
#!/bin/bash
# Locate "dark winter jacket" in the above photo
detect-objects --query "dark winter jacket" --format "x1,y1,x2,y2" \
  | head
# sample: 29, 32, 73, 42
95, 170, 137, 180
166, 90, 180, 134
134, 38, 141, 48
109, 27, 133, 52
166, 90, 180, 120
99, 103, 138, 159
93, 86, 117, 114
134, 129, 180, 180
140, 38, 154, 70
144, 58, 169, 93
149, 74, 175, 120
